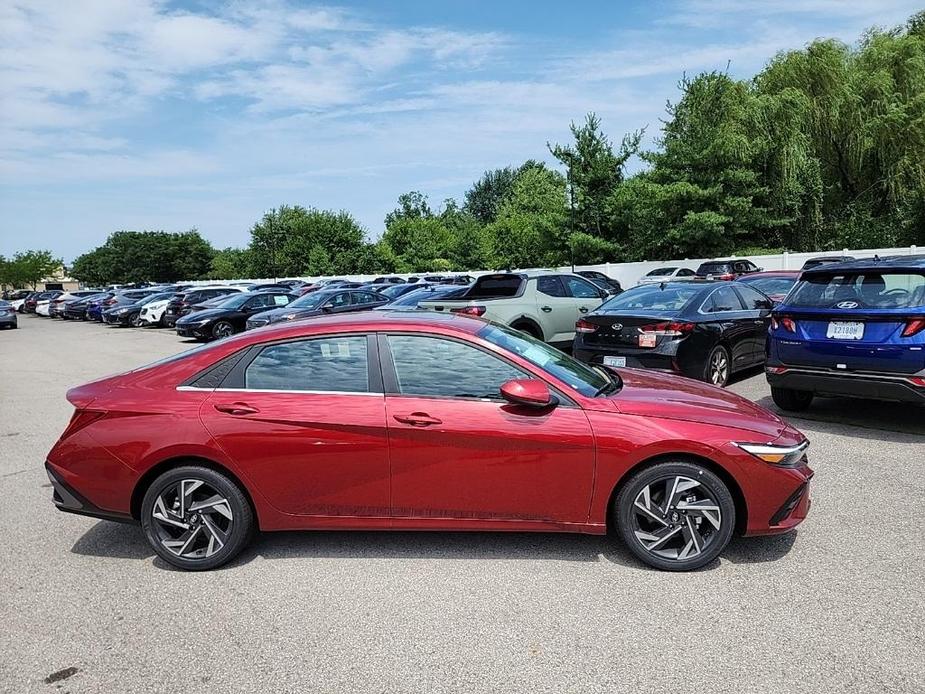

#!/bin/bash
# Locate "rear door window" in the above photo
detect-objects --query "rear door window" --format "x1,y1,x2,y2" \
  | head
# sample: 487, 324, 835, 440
537, 276, 567, 297
735, 284, 772, 309
703, 286, 745, 313
244, 336, 369, 392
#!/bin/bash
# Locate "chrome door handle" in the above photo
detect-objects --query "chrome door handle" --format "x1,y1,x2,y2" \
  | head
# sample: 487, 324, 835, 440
393, 413, 442, 427
540, 306, 552, 313
214, 402, 259, 416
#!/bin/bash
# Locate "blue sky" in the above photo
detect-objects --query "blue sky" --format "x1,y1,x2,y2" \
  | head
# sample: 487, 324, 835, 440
1, 0, 921, 261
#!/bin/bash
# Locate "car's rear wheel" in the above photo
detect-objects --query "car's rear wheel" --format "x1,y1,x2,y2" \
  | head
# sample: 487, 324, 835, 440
704, 345, 731, 387
771, 387, 814, 412
614, 461, 735, 571
212, 320, 235, 339
141, 466, 254, 571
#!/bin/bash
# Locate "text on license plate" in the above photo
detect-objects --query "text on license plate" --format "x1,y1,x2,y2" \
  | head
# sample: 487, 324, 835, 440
603, 356, 626, 367
826, 321, 864, 340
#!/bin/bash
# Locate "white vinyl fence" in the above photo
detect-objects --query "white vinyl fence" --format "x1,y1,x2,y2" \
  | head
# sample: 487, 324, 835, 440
186, 245, 921, 288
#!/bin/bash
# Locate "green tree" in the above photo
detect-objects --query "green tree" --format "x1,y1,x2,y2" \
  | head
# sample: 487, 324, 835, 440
247, 206, 367, 278
550, 113, 642, 240
488, 166, 569, 269
210, 247, 253, 280
0, 250, 63, 289
70, 231, 214, 284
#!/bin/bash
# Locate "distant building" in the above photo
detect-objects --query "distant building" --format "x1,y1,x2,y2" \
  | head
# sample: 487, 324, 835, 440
40, 266, 80, 292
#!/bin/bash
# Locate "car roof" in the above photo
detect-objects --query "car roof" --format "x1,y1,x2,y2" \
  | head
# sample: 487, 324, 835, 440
801, 255, 925, 275
241, 310, 482, 339
738, 270, 801, 278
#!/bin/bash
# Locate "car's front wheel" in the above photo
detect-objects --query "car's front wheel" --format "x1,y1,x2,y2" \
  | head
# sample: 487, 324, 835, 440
614, 461, 736, 571
212, 320, 235, 339
141, 465, 254, 571
771, 387, 814, 412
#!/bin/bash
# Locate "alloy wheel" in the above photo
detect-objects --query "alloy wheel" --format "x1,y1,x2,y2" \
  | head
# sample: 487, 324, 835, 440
631, 475, 722, 561
709, 348, 729, 385
213, 321, 234, 339
150, 479, 234, 560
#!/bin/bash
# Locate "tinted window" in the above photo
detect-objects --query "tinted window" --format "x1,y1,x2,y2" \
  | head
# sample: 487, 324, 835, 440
245, 337, 369, 392
647, 268, 676, 277
565, 277, 601, 298
352, 291, 380, 305
677, 268, 696, 276
704, 286, 745, 312
537, 276, 567, 297
697, 262, 730, 275
788, 272, 925, 309
387, 335, 523, 399
735, 284, 772, 309
243, 294, 274, 309
478, 323, 611, 397
600, 284, 702, 314
325, 292, 351, 308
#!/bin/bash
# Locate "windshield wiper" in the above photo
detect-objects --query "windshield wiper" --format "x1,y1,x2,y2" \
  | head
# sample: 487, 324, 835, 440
592, 366, 621, 397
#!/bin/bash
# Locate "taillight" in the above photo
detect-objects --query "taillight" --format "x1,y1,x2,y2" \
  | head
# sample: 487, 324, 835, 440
451, 306, 486, 317
104, 298, 117, 305
59, 410, 105, 440
907, 376, 925, 387
901, 319, 925, 337
639, 321, 694, 336
766, 366, 789, 375
718, 273, 735, 281
771, 315, 796, 332
575, 319, 598, 333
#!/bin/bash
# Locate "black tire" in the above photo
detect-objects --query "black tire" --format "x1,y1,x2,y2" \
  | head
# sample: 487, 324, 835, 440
511, 321, 543, 341
771, 387, 814, 412
141, 465, 255, 571
211, 320, 235, 340
703, 344, 731, 387
130, 312, 143, 327
614, 461, 736, 571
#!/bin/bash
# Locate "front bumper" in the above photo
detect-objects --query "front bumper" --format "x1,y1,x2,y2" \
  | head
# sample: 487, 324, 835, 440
767, 367, 925, 404
177, 323, 210, 338
0, 314, 16, 327
45, 462, 134, 524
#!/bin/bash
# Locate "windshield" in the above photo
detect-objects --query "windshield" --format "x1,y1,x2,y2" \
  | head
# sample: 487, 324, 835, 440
697, 262, 729, 274
289, 291, 333, 309
598, 284, 702, 314
788, 272, 925, 309
212, 293, 251, 309
646, 267, 676, 277
139, 292, 175, 305
379, 283, 412, 298
478, 323, 614, 397
381, 285, 465, 309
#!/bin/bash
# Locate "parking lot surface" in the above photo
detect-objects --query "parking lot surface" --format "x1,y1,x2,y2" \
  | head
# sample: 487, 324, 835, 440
2, 315, 923, 693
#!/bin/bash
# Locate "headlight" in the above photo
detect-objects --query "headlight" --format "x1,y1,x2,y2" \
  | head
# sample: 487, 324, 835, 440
734, 440, 808, 466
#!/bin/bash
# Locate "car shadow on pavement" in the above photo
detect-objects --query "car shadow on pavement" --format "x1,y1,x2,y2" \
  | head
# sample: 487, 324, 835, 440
71, 522, 800, 572
757, 395, 925, 438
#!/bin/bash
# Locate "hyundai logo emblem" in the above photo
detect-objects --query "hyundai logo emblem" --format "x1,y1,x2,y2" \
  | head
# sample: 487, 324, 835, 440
612, 323, 623, 331
837, 301, 859, 309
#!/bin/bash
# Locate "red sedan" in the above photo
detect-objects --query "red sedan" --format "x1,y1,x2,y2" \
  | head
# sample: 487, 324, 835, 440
46, 312, 813, 571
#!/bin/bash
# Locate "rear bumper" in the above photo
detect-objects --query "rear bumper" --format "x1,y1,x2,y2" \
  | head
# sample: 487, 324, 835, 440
45, 462, 134, 524
575, 346, 675, 371
162, 313, 179, 327
767, 367, 925, 404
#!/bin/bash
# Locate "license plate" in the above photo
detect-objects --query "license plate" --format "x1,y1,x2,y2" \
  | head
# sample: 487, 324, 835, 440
826, 321, 864, 340
603, 356, 626, 367
638, 334, 657, 348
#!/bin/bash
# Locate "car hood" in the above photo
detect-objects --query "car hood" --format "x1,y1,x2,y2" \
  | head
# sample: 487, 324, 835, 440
256, 307, 321, 322
142, 300, 169, 310
609, 368, 789, 439
177, 307, 229, 323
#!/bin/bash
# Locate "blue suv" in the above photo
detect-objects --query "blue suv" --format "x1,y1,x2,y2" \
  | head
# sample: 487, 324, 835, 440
766, 255, 925, 410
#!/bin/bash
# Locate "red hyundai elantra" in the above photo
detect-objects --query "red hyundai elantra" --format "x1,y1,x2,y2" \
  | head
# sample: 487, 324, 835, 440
46, 312, 812, 571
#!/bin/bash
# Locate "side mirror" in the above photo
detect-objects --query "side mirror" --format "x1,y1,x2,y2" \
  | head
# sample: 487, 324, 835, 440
321, 305, 332, 313
500, 379, 555, 408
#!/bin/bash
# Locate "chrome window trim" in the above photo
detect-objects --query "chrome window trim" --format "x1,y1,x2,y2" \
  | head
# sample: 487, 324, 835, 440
697, 286, 745, 315
176, 385, 381, 396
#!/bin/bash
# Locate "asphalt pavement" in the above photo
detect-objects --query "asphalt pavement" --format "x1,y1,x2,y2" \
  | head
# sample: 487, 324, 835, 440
1, 315, 923, 693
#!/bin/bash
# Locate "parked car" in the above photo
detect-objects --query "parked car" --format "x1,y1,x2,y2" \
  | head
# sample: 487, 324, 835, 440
45, 311, 813, 572
34, 291, 64, 316
48, 290, 101, 318
572, 280, 774, 386
246, 283, 293, 292
375, 283, 470, 312
2, 289, 32, 302
695, 259, 761, 280
93, 289, 162, 322
637, 267, 697, 285
418, 271, 608, 347
736, 271, 801, 305
137, 295, 175, 327
162, 287, 244, 328
102, 292, 177, 327
801, 255, 855, 271
84, 293, 116, 321
63, 293, 108, 320
21, 291, 47, 313
576, 270, 623, 294
245, 288, 388, 329
371, 276, 405, 284
369, 282, 431, 301
0, 301, 17, 329
176, 291, 296, 341
766, 255, 925, 410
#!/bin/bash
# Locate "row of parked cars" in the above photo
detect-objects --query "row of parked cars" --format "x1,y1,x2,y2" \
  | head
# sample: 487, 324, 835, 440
9, 253, 923, 411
